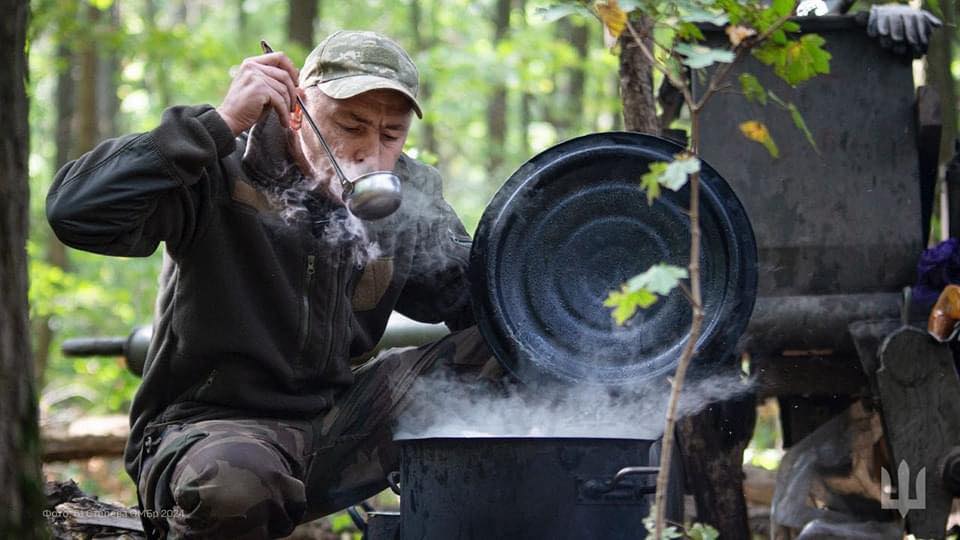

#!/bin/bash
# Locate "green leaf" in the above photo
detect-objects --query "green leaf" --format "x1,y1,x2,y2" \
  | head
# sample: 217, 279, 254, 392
639, 155, 699, 203
782, 20, 801, 33
660, 155, 700, 190
770, 28, 787, 46
766, 89, 787, 108
716, 0, 747, 25
680, 8, 729, 26
754, 33, 831, 86
605, 264, 688, 325
674, 43, 735, 69
676, 22, 705, 42
640, 161, 668, 204
626, 263, 689, 296
329, 512, 355, 533
926, 0, 944, 18
604, 286, 658, 325
766, 90, 818, 152
787, 102, 818, 153
801, 33, 831, 72
739, 73, 766, 105
688, 523, 721, 540
534, 4, 594, 23
642, 506, 685, 539
771, 0, 795, 17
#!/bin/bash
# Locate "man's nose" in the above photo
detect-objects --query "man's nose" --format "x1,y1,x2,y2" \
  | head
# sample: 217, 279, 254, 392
352, 138, 384, 169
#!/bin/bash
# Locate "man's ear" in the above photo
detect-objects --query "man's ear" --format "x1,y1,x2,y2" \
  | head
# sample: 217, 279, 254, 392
286, 125, 312, 179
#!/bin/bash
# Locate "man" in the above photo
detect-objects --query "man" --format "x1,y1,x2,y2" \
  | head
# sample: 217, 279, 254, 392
47, 30, 494, 539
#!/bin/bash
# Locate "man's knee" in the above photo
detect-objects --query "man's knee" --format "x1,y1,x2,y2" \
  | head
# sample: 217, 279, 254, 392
170, 437, 306, 535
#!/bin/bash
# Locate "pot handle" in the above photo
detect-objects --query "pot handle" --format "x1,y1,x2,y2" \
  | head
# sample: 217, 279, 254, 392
583, 465, 660, 497
346, 501, 374, 532
387, 470, 402, 496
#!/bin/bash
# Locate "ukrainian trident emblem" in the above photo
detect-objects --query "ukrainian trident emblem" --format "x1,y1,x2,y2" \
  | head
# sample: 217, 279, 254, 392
881, 460, 926, 517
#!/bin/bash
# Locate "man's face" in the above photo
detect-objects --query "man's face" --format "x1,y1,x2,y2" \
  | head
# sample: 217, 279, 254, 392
297, 87, 413, 198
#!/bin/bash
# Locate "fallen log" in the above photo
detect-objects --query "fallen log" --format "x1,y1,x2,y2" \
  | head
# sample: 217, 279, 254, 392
42, 415, 128, 462
45, 479, 144, 539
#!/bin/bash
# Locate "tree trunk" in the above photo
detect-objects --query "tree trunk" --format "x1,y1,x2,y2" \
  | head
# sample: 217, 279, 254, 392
486, 0, 511, 172
144, 0, 172, 108
288, 0, 317, 50
236, 0, 247, 37
556, 18, 588, 139
0, 0, 46, 536
676, 394, 756, 539
96, 2, 121, 139
618, 15, 658, 134
76, 4, 100, 154
410, 0, 437, 156
34, 42, 75, 383
567, 19, 588, 137
924, 0, 956, 163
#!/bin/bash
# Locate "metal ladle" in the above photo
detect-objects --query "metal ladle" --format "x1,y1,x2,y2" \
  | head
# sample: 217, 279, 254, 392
261, 40, 402, 221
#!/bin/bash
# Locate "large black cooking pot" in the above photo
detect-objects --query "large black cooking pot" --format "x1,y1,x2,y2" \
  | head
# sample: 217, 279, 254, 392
470, 132, 758, 385
397, 437, 682, 540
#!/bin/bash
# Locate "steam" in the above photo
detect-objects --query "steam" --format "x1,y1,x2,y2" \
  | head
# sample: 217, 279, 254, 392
242, 110, 470, 272
263, 163, 383, 266
394, 368, 754, 440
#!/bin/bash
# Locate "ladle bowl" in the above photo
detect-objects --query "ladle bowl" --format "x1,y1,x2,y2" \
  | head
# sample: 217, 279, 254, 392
345, 171, 403, 220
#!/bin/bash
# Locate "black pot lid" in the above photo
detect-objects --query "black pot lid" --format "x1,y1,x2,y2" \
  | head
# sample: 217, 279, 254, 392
470, 132, 757, 385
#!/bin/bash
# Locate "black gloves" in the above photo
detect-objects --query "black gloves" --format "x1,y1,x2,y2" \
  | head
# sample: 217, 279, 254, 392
860, 4, 943, 58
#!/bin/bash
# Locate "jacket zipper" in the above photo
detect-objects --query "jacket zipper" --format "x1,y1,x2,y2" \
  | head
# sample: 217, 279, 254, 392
296, 253, 316, 367
325, 246, 347, 365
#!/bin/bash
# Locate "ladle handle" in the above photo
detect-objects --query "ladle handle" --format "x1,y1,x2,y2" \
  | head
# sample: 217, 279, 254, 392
259, 40, 351, 191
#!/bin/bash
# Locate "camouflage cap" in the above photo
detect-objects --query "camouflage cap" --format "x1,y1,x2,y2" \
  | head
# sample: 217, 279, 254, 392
300, 30, 422, 118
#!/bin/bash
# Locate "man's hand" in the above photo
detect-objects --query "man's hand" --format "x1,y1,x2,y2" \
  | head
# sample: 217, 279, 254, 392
217, 52, 302, 136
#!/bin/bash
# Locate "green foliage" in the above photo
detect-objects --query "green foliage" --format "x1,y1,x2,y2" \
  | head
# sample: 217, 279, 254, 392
680, 7, 729, 27
738, 73, 766, 105
604, 263, 688, 325
329, 511, 360, 537
754, 33, 831, 86
674, 42, 735, 69
643, 506, 683, 539
642, 505, 720, 539
640, 161, 669, 203
640, 154, 700, 204
535, 3, 595, 23
605, 286, 658, 325
767, 91, 818, 153
687, 523, 721, 540
676, 22, 706, 42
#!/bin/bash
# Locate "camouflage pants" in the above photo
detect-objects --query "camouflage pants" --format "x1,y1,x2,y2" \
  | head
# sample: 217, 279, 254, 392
136, 325, 497, 539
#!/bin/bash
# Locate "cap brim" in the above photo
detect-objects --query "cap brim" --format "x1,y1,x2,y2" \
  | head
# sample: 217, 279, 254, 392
316, 75, 423, 118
